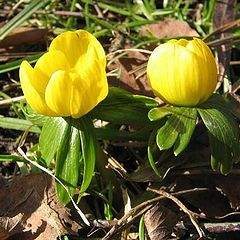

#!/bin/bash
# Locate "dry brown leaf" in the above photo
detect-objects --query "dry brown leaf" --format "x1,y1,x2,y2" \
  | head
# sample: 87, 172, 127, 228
140, 19, 199, 39
0, 27, 49, 48
144, 204, 178, 240
213, 0, 237, 83
170, 175, 233, 218
0, 173, 80, 240
213, 175, 240, 210
108, 48, 154, 97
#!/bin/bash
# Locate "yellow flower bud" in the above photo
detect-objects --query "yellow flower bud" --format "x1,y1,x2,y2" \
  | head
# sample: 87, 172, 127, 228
147, 38, 218, 106
20, 30, 108, 118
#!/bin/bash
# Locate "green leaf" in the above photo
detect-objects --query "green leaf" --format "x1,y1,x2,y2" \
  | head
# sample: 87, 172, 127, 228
55, 118, 81, 205
0, 155, 23, 162
156, 107, 197, 155
148, 107, 174, 121
91, 87, 158, 124
173, 108, 197, 155
139, 215, 145, 240
156, 114, 179, 150
95, 121, 159, 141
148, 129, 162, 177
23, 105, 49, 127
0, 0, 49, 40
39, 117, 67, 166
198, 108, 239, 175
0, 116, 41, 133
77, 116, 96, 197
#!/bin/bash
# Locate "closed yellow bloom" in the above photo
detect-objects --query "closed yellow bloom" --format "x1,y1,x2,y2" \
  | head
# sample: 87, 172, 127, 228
147, 38, 218, 106
20, 30, 108, 118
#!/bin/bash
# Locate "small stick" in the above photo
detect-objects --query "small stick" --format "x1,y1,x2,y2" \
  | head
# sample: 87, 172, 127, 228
102, 188, 209, 239
0, 96, 25, 107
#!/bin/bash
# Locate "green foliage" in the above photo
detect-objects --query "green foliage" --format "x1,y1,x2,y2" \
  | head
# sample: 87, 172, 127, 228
148, 94, 239, 176
77, 116, 97, 198
0, 0, 50, 40
198, 95, 240, 175
55, 118, 80, 205
39, 117, 68, 166
139, 215, 145, 240
39, 116, 97, 205
149, 107, 197, 156
0, 53, 43, 74
0, 116, 41, 133
92, 87, 158, 124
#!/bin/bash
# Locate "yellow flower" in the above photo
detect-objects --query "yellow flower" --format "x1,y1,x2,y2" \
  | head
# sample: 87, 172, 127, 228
147, 38, 218, 106
20, 30, 108, 118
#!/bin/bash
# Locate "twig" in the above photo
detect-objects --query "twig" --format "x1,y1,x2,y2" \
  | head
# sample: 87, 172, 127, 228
204, 19, 240, 42
147, 187, 205, 238
107, 48, 152, 58
204, 222, 240, 233
0, 96, 25, 107
207, 35, 240, 47
102, 188, 209, 239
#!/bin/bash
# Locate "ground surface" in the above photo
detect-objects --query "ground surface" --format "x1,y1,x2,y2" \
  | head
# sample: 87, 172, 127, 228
0, 1, 240, 239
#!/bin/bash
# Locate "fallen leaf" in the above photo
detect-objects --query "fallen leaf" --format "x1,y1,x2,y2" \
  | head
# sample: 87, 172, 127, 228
144, 204, 179, 240
140, 19, 199, 39
0, 27, 49, 48
213, 0, 237, 84
107, 47, 154, 97
0, 173, 80, 240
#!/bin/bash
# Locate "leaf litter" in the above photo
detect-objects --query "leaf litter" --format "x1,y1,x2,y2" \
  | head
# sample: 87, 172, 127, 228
0, 173, 80, 240
0, 0, 240, 239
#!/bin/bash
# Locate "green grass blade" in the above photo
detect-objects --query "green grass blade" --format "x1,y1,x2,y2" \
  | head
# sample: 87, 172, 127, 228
0, 116, 41, 133
0, 0, 50, 40
0, 52, 43, 74
0, 155, 23, 162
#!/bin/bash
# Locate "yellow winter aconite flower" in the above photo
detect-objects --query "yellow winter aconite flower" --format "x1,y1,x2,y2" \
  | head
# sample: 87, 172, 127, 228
20, 30, 108, 118
147, 38, 218, 106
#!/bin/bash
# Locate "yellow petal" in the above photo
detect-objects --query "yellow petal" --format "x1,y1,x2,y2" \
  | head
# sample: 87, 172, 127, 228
186, 38, 217, 102
168, 38, 188, 47
49, 30, 106, 68
147, 43, 206, 106
45, 69, 108, 118
33, 50, 70, 94
19, 61, 57, 116
71, 60, 108, 118
76, 30, 106, 66
45, 70, 72, 116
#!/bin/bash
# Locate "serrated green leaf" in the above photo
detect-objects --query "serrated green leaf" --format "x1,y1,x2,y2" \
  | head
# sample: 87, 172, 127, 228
91, 87, 158, 124
173, 108, 197, 155
39, 117, 67, 166
77, 116, 96, 197
0, 116, 41, 133
55, 119, 81, 205
198, 108, 239, 175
